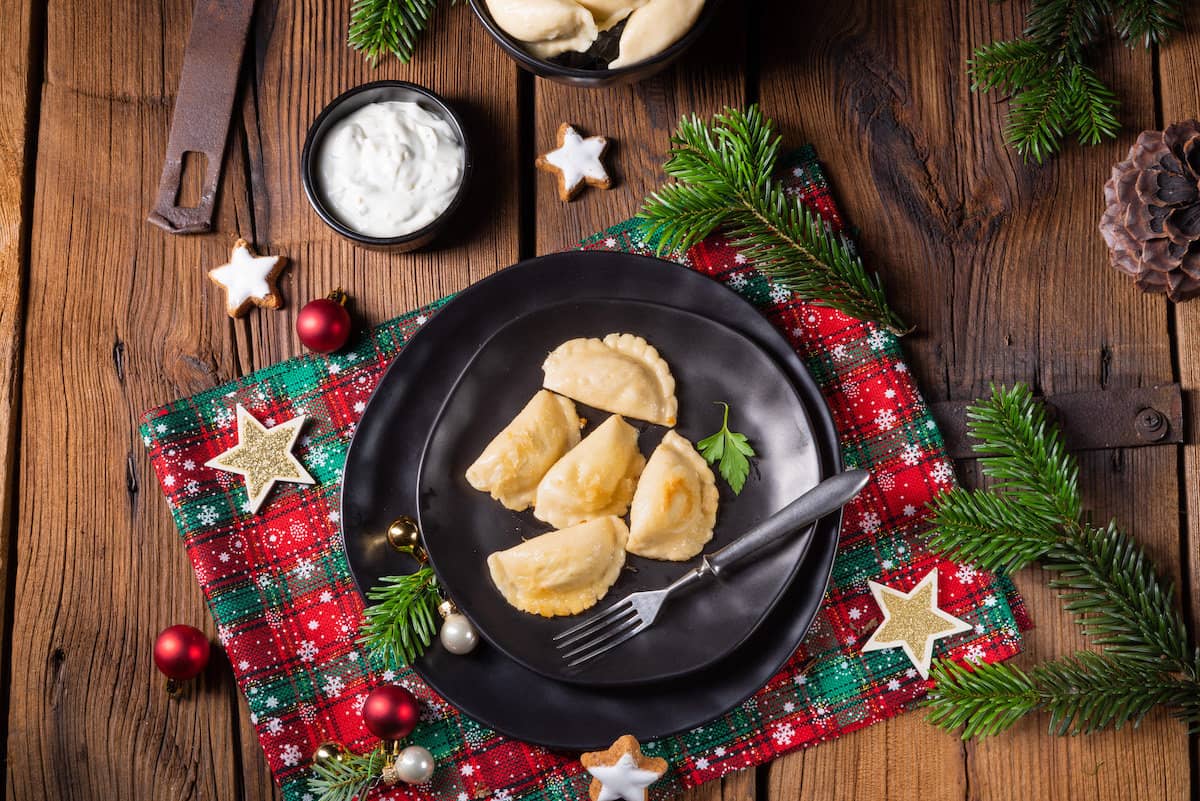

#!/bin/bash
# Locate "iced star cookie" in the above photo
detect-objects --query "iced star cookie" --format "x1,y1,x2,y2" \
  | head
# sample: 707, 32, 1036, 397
208, 238, 287, 318
581, 735, 667, 801
536, 123, 612, 201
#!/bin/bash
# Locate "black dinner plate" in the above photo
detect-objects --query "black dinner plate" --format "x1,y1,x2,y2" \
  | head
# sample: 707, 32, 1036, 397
340, 251, 843, 750
418, 299, 820, 685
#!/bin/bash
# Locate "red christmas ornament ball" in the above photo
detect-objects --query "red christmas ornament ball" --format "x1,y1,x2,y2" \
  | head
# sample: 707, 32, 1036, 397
154, 625, 211, 681
362, 685, 420, 740
297, 293, 352, 353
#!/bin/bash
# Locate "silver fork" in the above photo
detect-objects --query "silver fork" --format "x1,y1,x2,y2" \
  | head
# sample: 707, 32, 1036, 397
553, 469, 871, 667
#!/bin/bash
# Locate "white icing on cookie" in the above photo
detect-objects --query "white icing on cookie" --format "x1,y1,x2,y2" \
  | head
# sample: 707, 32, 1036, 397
209, 242, 281, 314
586, 753, 664, 801
545, 126, 608, 193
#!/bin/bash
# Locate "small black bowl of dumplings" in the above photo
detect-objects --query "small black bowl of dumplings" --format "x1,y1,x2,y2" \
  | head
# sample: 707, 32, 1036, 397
469, 0, 722, 87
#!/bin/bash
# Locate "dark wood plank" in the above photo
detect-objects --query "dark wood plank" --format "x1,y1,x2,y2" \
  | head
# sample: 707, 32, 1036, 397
1154, 10, 1200, 794
240, 0, 522, 348
228, 1, 523, 796
765, 715, 967, 800
3, 0, 256, 796
0, 0, 36, 723
534, 0, 747, 254
533, 8, 749, 801
758, 1, 1189, 799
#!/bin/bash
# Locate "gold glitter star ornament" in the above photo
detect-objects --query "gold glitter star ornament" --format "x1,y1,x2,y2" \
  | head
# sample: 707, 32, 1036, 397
861, 568, 972, 679
205, 405, 314, 513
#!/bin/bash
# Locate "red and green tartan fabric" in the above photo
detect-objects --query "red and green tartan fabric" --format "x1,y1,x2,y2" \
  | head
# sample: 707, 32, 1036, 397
142, 146, 1028, 801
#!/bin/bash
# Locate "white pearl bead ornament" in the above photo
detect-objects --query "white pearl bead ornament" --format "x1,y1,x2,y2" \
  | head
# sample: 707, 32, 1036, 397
439, 612, 479, 655
393, 745, 436, 784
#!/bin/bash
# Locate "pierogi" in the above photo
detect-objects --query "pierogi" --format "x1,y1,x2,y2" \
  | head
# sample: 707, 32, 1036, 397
542, 333, 677, 426
465, 389, 584, 511
627, 430, 718, 560
487, 516, 629, 616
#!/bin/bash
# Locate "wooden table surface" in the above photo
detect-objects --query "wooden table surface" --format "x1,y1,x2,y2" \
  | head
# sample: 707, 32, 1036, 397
1, 1, 1197, 799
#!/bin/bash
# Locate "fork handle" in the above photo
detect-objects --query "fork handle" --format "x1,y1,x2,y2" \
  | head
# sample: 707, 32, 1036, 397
703, 470, 871, 577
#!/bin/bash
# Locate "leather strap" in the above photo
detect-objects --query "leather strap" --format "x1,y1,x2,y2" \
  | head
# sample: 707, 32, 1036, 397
932, 383, 1183, 458
148, 0, 256, 234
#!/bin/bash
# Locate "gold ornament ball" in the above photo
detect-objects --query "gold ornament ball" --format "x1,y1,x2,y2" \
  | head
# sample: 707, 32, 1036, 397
386, 516, 421, 552
312, 741, 346, 767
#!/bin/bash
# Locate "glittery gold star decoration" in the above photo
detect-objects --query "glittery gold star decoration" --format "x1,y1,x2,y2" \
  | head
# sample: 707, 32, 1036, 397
861, 568, 972, 679
204, 404, 314, 513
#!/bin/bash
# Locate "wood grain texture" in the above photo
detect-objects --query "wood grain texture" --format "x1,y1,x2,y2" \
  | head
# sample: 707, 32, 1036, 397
532, 7, 749, 801
533, 0, 747, 254
759, 0, 1190, 799
1155, 10, 1200, 793
5, 0, 250, 796
3, 1, 1198, 799
225, 3, 521, 796
0, 0, 35, 706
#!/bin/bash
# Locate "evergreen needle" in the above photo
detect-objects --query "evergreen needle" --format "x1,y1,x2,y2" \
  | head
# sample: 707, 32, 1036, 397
348, 0, 443, 64
308, 747, 390, 801
358, 568, 442, 668
925, 383, 1200, 738
969, 0, 1180, 160
639, 106, 908, 335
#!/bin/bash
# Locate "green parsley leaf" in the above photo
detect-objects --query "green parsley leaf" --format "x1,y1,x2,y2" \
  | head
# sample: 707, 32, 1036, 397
697, 402, 756, 495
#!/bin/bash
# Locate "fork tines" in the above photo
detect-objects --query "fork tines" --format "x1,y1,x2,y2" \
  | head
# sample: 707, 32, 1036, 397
553, 599, 646, 667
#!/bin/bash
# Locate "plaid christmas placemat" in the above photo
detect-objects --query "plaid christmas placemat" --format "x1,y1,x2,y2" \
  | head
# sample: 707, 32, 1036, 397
142, 146, 1027, 801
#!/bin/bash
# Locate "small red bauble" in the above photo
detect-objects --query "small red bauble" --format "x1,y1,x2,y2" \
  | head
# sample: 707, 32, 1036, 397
362, 684, 420, 740
297, 290, 352, 354
154, 624, 211, 681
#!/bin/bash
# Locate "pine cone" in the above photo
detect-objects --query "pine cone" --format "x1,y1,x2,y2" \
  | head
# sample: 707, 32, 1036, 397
1100, 119, 1200, 302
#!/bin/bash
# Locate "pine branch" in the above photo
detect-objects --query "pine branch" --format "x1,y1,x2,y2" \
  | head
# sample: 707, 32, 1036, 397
968, 0, 1182, 161
358, 569, 442, 668
1025, 0, 1111, 58
1112, 0, 1183, 45
308, 747, 389, 801
1005, 69, 1072, 163
928, 488, 1060, 574
962, 383, 1080, 523
930, 383, 1193, 676
1047, 521, 1193, 673
639, 106, 908, 335
927, 654, 1200, 739
348, 0, 441, 65
925, 659, 1042, 738
969, 39, 1052, 94
925, 382, 1200, 738
1063, 62, 1121, 145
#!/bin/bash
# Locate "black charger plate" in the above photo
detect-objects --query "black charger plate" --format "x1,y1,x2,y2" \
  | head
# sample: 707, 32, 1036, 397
340, 251, 843, 750
418, 299, 820, 685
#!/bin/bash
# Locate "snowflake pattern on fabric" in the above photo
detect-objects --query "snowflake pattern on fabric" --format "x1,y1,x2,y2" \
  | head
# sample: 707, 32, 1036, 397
142, 147, 1028, 801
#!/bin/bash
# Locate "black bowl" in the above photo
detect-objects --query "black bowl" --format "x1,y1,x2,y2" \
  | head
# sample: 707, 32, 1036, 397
468, 0, 724, 87
301, 81, 473, 252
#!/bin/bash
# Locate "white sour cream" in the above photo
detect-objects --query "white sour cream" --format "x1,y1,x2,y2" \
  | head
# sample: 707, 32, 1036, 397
317, 101, 465, 238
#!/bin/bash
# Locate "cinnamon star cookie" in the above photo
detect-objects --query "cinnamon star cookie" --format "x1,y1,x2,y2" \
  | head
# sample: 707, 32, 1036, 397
537, 123, 612, 201
581, 734, 667, 801
208, 238, 287, 318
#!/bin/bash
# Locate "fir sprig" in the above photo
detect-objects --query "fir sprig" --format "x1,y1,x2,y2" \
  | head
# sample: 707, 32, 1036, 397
928, 654, 1196, 738
358, 568, 442, 668
969, 0, 1181, 161
348, 0, 443, 64
639, 106, 908, 335
924, 383, 1200, 738
308, 747, 390, 801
